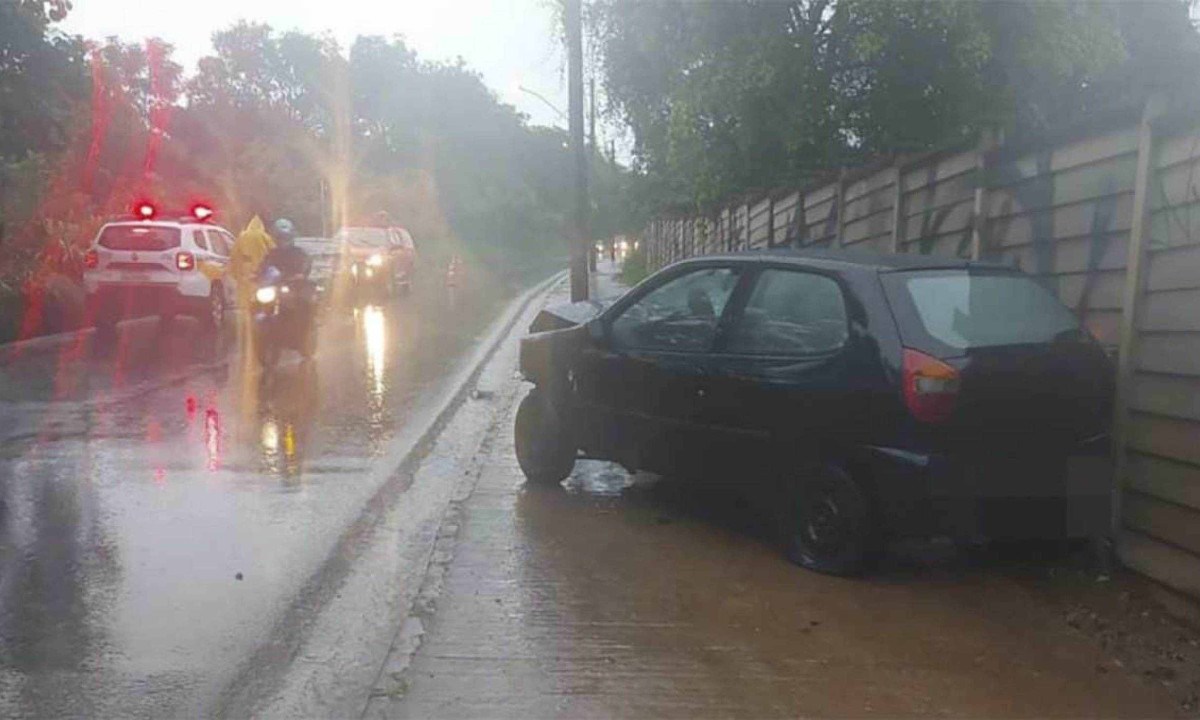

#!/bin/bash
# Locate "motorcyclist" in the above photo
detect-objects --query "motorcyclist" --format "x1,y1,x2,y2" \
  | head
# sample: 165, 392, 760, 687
261, 218, 311, 280
258, 218, 316, 346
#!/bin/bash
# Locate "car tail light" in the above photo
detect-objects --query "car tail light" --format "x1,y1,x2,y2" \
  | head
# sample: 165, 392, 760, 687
84, 249, 99, 269
902, 348, 960, 424
176, 251, 196, 271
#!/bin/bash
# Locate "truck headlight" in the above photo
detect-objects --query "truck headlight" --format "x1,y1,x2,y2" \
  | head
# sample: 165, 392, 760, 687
366, 253, 384, 268
255, 286, 278, 304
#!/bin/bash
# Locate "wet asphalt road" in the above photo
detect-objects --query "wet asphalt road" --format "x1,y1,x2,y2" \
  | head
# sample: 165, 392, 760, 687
0, 271, 529, 717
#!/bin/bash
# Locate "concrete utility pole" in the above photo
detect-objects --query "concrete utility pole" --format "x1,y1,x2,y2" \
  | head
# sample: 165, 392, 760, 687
588, 75, 598, 272
566, 0, 589, 301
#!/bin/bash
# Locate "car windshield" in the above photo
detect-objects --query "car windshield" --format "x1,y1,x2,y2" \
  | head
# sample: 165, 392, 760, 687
96, 225, 181, 251
891, 271, 1081, 351
335, 227, 388, 247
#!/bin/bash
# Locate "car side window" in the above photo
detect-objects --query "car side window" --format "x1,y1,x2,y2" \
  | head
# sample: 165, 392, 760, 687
207, 230, 228, 257
192, 229, 209, 251
610, 267, 739, 352
723, 269, 848, 356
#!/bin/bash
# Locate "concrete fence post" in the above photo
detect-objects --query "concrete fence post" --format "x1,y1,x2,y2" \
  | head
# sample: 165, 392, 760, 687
743, 200, 751, 251
970, 132, 998, 261
889, 162, 905, 254
1112, 95, 1168, 536
725, 207, 733, 252
835, 168, 848, 247
768, 195, 776, 248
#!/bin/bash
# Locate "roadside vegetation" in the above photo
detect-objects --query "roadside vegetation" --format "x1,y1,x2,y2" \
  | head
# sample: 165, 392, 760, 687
618, 245, 648, 286
587, 0, 1200, 214
0, 0, 637, 342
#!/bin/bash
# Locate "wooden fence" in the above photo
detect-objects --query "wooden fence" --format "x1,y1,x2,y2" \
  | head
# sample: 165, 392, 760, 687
640, 103, 1200, 609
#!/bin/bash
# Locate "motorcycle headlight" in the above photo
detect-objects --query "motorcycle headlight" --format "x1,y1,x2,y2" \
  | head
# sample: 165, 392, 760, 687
255, 286, 278, 304
366, 253, 384, 268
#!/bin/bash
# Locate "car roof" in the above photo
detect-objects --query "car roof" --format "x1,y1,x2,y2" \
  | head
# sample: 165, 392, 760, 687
675, 247, 1011, 273
100, 220, 228, 231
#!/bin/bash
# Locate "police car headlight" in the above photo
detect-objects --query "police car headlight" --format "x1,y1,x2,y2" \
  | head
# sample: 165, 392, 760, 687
366, 254, 384, 268
255, 286, 278, 304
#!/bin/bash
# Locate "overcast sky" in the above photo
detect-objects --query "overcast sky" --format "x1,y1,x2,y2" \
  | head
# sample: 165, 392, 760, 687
61, 0, 570, 129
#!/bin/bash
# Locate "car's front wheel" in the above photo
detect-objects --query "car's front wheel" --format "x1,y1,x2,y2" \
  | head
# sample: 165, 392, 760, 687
514, 389, 576, 485
780, 463, 880, 576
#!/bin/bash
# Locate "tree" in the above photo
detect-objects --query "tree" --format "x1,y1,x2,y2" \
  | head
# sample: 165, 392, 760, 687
589, 0, 1200, 211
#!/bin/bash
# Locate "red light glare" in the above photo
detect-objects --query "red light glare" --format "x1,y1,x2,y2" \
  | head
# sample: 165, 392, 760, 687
191, 204, 214, 221
176, 251, 195, 271
135, 202, 156, 219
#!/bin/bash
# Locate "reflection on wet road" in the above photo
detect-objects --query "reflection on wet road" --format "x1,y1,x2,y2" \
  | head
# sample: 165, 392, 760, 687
0, 274, 524, 717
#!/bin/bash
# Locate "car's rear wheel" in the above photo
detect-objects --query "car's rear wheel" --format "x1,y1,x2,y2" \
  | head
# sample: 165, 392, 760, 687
514, 389, 576, 485
300, 321, 317, 359
257, 335, 280, 370
780, 463, 880, 576
94, 314, 117, 348
202, 285, 226, 334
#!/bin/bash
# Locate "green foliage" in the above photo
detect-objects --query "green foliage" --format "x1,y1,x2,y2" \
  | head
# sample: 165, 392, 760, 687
619, 244, 648, 286
1, 8, 629, 324
589, 0, 1200, 212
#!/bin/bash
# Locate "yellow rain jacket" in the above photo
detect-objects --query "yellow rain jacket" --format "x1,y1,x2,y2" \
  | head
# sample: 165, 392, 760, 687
230, 215, 276, 306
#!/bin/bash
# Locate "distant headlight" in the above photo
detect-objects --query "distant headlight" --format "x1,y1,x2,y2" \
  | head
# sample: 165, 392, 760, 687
255, 286, 278, 304
366, 254, 384, 268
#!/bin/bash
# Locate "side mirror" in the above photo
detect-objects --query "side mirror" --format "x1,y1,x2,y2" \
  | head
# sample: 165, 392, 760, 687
586, 317, 606, 344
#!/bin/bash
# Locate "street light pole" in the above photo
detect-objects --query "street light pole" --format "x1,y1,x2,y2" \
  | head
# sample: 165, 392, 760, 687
566, 0, 589, 301
516, 85, 567, 123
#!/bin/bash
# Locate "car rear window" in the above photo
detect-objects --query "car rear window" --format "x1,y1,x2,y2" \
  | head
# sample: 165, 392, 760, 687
97, 225, 181, 251
884, 270, 1081, 353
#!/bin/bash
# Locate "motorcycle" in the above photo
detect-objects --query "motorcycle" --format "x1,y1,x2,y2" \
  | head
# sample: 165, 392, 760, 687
252, 264, 318, 369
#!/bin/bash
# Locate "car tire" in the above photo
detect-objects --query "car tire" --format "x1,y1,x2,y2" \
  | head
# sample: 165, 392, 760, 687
257, 336, 280, 370
514, 389, 576, 486
780, 463, 880, 577
201, 285, 226, 334
94, 315, 117, 348
300, 321, 317, 359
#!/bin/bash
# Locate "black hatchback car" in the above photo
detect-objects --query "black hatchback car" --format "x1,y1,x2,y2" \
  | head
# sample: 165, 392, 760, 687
516, 249, 1114, 575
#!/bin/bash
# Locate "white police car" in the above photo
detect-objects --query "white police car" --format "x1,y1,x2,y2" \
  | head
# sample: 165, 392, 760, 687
83, 202, 237, 341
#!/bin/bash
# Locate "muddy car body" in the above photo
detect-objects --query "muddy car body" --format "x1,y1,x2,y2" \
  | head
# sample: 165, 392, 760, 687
517, 249, 1115, 575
